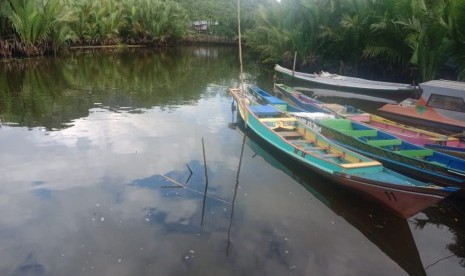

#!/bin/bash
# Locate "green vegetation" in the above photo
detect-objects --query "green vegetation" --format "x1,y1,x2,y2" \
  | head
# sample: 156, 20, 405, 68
1, 0, 464, 81
244, 0, 465, 81
0, 0, 190, 56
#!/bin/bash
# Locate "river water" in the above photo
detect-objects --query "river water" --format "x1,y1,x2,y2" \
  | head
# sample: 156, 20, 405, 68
0, 47, 463, 276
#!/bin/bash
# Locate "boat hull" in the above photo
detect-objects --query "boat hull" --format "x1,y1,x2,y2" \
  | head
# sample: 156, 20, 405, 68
274, 84, 330, 113
327, 172, 447, 219
231, 88, 454, 218
377, 104, 465, 134
277, 84, 465, 158
378, 80, 465, 134
316, 122, 465, 189
425, 144, 465, 158
275, 64, 417, 97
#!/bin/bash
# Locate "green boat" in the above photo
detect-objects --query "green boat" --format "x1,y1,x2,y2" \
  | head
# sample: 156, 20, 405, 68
229, 87, 457, 218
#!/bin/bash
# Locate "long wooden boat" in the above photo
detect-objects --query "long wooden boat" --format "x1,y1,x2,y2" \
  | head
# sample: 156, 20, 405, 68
315, 118, 465, 189
230, 87, 457, 218
274, 64, 417, 95
275, 83, 465, 157
378, 80, 465, 134
254, 85, 465, 189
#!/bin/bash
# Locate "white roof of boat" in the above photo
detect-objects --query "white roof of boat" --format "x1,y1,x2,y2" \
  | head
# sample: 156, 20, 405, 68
420, 80, 465, 91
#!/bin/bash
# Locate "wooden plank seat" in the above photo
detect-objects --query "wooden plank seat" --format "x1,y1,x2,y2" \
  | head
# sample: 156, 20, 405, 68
366, 139, 402, 147
304, 146, 329, 151
341, 129, 378, 137
320, 153, 342, 158
395, 149, 434, 157
278, 131, 302, 137
428, 137, 451, 141
289, 139, 316, 145
340, 161, 381, 169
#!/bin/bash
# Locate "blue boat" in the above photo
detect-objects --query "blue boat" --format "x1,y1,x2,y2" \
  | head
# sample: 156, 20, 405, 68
317, 119, 465, 189
249, 86, 465, 189
273, 83, 332, 114
230, 87, 458, 218
275, 83, 465, 158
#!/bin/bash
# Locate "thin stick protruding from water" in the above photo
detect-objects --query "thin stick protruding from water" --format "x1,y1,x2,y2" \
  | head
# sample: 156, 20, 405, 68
226, 133, 247, 256
201, 137, 209, 227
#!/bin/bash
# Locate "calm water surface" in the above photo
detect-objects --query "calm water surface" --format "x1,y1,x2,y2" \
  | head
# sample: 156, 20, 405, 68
0, 47, 464, 276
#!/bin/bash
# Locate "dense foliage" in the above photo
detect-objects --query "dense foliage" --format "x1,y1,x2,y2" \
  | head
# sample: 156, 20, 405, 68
0, 0, 268, 57
244, 0, 465, 81
0, 0, 191, 56
1, 0, 464, 81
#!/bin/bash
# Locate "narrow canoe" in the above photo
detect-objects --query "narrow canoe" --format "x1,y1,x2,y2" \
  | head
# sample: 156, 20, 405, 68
230, 87, 457, 218
275, 84, 465, 157
274, 64, 417, 95
316, 118, 465, 189
253, 85, 465, 189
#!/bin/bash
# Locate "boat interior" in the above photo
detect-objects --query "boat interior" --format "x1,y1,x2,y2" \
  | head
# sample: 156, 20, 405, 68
250, 104, 380, 169
319, 119, 465, 171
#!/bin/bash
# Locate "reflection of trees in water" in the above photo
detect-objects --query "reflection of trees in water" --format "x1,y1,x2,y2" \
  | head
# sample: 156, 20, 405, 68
414, 198, 465, 268
0, 47, 245, 130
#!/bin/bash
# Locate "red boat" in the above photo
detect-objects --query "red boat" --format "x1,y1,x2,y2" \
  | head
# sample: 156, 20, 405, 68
378, 80, 465, 134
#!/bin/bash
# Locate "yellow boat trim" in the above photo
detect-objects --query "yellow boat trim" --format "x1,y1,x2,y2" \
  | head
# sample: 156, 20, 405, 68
340, 161, 381, 169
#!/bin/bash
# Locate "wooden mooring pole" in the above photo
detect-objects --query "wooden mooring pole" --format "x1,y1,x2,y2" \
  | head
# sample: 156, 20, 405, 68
292, 51, 297, 76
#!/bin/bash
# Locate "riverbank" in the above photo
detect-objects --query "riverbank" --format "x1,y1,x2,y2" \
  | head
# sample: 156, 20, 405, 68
0, 35, 236, 60
180, 34, 235, 45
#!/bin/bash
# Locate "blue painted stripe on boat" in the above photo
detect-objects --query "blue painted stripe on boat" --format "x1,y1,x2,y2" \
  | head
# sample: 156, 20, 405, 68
330, 140, 465, 186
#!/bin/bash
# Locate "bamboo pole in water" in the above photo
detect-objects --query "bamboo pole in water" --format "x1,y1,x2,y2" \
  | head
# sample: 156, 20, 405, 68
237, 0, 244, 91
292, 51, 297, 76
201, 137, 209, 227
226, 133, 247, 256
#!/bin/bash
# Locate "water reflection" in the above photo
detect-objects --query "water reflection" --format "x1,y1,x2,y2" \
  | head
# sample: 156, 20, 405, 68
415, 198, 465, 271
0, 48, 464, 275
237, 121, 427, 276
0, 101, 241, 275
0, 47, 243, 130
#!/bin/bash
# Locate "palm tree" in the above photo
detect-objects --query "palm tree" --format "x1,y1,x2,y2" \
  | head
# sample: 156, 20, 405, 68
2, 0, 77, 56
44, 0, 77, 54
2, 0, 50, 55
397, 1, 449, 81
244, 3, 294, 64
446, 0, 465, 80
124, 0, 187, 45
364, 0, 451, 81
